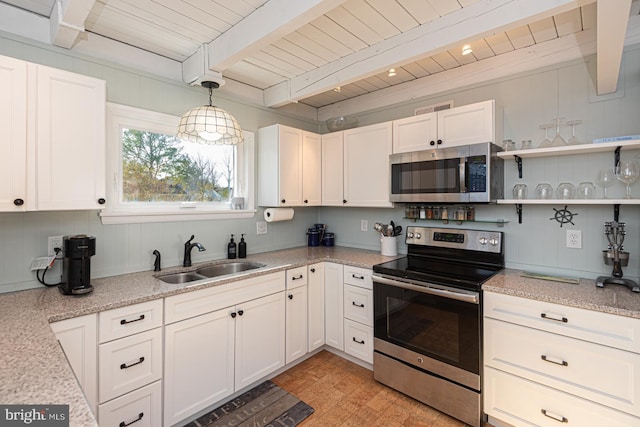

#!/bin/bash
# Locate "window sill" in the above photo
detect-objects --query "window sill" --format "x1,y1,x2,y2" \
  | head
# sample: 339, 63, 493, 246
99, 209, 257, 225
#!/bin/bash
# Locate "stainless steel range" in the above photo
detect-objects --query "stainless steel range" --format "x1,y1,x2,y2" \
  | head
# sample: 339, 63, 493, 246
372, 226, 504, 427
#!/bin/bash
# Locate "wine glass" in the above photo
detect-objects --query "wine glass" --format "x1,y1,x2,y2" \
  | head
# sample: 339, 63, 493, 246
539, 124, 553, 148
615, 160, 640, 199
595, 168, 615, 198
550, 118, 566, 147
566, 120, 582, 145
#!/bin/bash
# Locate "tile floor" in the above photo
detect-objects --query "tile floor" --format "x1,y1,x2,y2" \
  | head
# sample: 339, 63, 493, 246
272, 350, 495, 427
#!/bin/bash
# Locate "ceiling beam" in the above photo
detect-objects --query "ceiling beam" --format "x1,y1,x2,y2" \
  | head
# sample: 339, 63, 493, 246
266, 0, 595, 107
0, 2, 49, 44
206, 0, 348, 72
596, 0, 632, 94
50, 0, 96, 49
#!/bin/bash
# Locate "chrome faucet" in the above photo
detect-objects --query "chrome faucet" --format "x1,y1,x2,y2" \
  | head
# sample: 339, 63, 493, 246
183, 235, 206, 267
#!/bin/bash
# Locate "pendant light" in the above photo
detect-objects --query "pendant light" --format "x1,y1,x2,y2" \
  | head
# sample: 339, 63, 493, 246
176, 81, 244, 145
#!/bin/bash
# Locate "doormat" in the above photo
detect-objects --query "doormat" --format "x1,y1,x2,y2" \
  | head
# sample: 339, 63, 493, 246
184, 380, 314, 427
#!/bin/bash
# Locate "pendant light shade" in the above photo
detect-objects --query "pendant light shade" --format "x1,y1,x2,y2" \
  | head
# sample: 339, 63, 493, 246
177, 81, 244, 145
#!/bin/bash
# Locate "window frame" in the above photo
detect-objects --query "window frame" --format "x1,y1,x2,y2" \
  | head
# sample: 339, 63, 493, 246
100, 103, 255, 224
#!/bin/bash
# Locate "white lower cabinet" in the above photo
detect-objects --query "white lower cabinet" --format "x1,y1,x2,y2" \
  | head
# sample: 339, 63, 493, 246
98, 381, 162, 427
342, 266, 373, 364
50, 314, 98, 414
285, 266, 308, 364
307, 263, 325, 351
343, 319, 373, 364
163, 272, 286, 426
484, 291, 640, 426
324, 263, 344, 350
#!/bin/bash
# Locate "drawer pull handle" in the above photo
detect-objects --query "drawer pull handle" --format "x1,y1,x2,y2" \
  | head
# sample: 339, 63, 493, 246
541, 313, 568, 323
352, 301, 365, 308
352, 337, 365, 345
541, 409, 567, 423
120, 412, 144, 427
120, 357, 145, 369
120, 314, 145, 325
292, 274, 303, 280
541, 354, 568, 366
352, 274, 365, 280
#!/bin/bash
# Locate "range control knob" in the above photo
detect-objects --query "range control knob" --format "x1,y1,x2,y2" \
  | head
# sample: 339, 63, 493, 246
489, 237, 500, 246
478, 237, 488, 245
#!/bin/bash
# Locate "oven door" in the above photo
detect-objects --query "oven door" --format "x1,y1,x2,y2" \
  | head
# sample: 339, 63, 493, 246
372, 274, 481, 390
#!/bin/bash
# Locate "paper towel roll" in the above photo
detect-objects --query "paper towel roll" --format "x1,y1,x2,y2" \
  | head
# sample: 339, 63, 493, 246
264, 208, 295, 222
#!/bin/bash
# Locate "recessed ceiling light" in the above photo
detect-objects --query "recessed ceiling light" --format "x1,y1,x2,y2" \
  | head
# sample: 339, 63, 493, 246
388, 68, 397, 77
334, 86, 341, 93
462, 44, 473, 56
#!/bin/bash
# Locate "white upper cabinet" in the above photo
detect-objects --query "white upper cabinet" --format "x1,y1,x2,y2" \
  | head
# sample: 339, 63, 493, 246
0, 55, 106, 212
321, 131, 345, 206
34, 64, 106, 210
392, 100, 496, 153
0, 55, 27, 211
258, 124, 321, 207
343, 122, 393, 207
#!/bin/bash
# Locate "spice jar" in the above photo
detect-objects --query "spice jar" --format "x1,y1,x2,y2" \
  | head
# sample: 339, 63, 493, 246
419, 205, 426, 219
433, 206, 441, 220
426, 206, 433, 220
457, 207, 466, 221
441, 206, 448, 220
466, 206, 475, 221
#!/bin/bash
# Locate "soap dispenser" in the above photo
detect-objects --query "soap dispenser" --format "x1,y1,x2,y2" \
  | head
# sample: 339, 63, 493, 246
239, 234, 247, 258
227, 234, 237, 259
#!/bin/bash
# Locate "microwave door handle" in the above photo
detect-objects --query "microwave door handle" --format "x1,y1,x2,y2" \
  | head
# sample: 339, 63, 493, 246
372, 275, 479, 304
459, 158, 467, 193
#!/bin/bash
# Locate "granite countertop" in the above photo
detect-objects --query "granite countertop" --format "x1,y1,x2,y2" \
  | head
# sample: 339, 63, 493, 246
0, 246, 399, 427
483, 268, 640, 319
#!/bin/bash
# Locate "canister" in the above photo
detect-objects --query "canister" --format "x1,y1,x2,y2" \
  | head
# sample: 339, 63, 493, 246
321, 232, 335, 246
307, 228, 320, 246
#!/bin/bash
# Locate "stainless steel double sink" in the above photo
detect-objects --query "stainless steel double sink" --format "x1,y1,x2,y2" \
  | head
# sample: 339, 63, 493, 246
155, 261, 265, 284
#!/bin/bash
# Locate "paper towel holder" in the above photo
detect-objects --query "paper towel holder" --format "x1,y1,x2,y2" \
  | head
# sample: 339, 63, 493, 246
264, 207, 295, 222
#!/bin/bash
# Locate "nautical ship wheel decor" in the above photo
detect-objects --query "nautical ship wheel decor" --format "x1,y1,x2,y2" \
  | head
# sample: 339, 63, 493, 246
550, 205, 578, 228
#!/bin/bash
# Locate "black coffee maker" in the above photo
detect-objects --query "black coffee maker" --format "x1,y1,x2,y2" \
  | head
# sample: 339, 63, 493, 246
60, 235, 96, 295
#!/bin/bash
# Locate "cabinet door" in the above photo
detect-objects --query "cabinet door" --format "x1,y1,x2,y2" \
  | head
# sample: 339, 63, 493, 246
321, 132, 344, 206
437, 100, 495, 148
0, 55, 27, 211
50, 314, 98, 414
392, 112, 438, 153
164, 309, 235, 427
277, 126, 303, 206
308, 263, 325, 352
34, 64, 106, 210
343, 122, 393, 207
235, 292, 286, 389
302, 131, 322, 206
286, 285, 308, 364
324, 263, 344, 351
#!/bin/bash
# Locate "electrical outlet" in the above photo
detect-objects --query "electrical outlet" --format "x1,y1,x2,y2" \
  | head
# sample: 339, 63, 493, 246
360, 220, 368, 232
48, 236, 64, 257
256, 221, 268, 235
566, 229, 582, 249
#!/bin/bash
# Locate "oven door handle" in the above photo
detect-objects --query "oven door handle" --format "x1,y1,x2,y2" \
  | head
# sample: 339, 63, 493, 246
372, 274, 479, 304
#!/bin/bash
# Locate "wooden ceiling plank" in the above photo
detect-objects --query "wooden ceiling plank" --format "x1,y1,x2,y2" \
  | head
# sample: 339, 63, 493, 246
554, 7, 582, 37
310, 14, 367, 52
196, 0, 261, 17
336, 82, 369, 97
262, 44, 317, 72
207, 0, 348, 71
350, 79, 381, 91
397, 0, 440, 24
447, 47, 477, 65
343, 0, 400, 39
50, 0, 96, 49
505, 25, 535, 49
581, 3, 596, 31
431, 51, 460, 70
297, 20, 354, 57
267, 0, 595, 106
365, 0, 419, 32
427, 0, 462, 17
485, 32, 514, 55
402, 61, 430, 78
415, 56, 445, 74
286, 30, 341, 62
224, 60, 284, 88
2, 0, 55, 17
468, 39, 495, 60
325, 6, 384, 46
596, 0, 632, 94
249, 51, 306, 77
529, 17, 558, 43
272, 38, 328, 67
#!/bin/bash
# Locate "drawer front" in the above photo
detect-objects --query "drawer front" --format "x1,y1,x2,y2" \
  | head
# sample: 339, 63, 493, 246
164, 271, 285, 324
286, 266, 307, 289
484, 291, 640, 353
344, 318, 373, 364
343, 266, 372, 290
98, 380, 162, 427
485, 318, 640, 416
485, 367, 640, 427
99, 299, 163, 343
99, 328, 163, 403
343, 284, 373, 326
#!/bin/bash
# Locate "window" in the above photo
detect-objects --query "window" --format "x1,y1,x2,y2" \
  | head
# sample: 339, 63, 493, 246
101, 103, 254, 224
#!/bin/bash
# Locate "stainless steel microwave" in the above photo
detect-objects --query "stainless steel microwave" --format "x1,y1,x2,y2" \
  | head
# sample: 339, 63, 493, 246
389, 142, 503, 203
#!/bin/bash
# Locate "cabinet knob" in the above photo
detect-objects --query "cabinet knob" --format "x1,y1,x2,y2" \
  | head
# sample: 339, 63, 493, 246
310, 268, 316, 273
437, 139, 442, 145
342, 199, 347, 204
13, 198, 24, 206
429, 140, 435, 146
281, 199, 286, 204
238, 309, 244, 316
288, 294, 293, 300
98, 198, 106, 205
304, 199, 308, 204
230, 312, 237, 318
